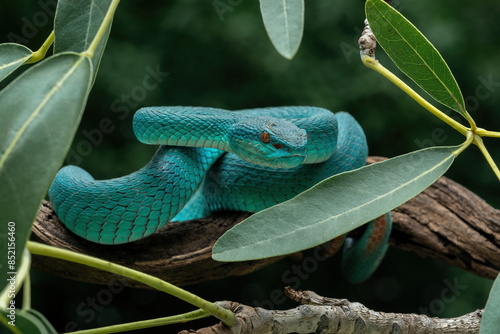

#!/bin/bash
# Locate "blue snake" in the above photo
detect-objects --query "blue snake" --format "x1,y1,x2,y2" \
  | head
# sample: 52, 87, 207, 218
49, 106, 391, 283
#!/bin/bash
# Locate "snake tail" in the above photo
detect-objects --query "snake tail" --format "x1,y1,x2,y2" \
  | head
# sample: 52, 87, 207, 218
341, 212, 393, 284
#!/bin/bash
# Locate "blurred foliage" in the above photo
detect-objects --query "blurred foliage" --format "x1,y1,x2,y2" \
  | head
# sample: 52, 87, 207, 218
1, 0, 498, 332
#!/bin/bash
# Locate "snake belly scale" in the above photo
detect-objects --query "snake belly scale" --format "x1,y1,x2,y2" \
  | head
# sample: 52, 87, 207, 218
49, 106, 392, 283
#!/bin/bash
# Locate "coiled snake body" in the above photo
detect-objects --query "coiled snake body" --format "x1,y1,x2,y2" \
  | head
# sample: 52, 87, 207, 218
49, 106, 391, 283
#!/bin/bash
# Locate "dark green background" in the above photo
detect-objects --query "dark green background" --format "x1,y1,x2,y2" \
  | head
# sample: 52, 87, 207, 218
1, 0, 498, 332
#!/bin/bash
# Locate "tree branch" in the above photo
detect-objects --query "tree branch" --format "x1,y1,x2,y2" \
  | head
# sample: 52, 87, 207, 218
178, 288, 483, 334
31, 157, 500, 287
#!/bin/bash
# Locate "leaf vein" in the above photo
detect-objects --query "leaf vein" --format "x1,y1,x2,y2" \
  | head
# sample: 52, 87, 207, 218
0, 56, 86, 169
219, 152, 453, 255
371, 2, 464, 114
0, 55, 31, 70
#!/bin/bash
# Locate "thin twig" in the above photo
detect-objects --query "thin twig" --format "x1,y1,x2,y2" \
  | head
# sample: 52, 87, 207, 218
180, 288, 483, 334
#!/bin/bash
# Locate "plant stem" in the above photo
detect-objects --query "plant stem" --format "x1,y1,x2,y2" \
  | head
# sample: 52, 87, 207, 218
360, 52, 500, 182
25, 31, 54, 64
474, 128, 500, 139
83, 0, 121, 59
453, 131, 474, 156
22, 273, 31, 310
26, 241, 236, 327
0, 249, 31, 309
473, 135, 500, 181
68, 309, 211, 334
360, 55, 471, 136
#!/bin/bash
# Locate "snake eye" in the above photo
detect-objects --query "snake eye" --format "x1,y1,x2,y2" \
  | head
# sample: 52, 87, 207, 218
260, 131, 271, 144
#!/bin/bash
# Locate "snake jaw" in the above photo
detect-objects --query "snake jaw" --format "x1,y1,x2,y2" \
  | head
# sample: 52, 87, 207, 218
230, 140, 306, 169
269, 140, 308, 168
267, 128, 308, 168
270, 155, 306, 169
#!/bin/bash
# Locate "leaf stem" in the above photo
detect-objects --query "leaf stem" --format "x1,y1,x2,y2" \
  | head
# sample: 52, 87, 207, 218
68, 309, 211, 334
83, 0, 121, 59
0, 249, 31, 309
22, 273, 31, 310
25, 31, 54, 64
361, 54, 471, 136
26, 241, 237, 327
474, 128, 500, 139
453, 131, 474, 156
473, 135, 500, 181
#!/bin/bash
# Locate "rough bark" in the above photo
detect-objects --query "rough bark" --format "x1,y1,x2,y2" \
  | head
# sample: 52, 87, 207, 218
31, 157, 500, 288
31, 205, 281, 288
179, 288, 483, 334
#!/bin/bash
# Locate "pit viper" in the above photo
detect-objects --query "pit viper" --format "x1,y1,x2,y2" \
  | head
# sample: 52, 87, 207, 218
49, 106, 392, 283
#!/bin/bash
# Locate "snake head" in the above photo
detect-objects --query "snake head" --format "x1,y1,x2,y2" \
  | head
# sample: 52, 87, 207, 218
228, 116, 307, 168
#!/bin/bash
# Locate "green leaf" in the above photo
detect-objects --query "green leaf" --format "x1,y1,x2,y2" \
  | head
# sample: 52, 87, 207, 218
54, 0, 112, 79
23, 310, 57, 333
481, 273, 500, 333
1, 309, 56, 334
0, 53, 92, 287
0, 44, 33, 82
213, 146, 459, 262
260, 0, 304, 59
366, 0, 467, 118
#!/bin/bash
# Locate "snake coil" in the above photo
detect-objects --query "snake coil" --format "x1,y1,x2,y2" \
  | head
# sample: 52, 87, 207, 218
49, 106, 391, 283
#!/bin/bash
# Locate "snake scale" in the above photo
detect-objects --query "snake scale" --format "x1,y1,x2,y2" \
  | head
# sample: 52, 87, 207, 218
49, 106, 392, 283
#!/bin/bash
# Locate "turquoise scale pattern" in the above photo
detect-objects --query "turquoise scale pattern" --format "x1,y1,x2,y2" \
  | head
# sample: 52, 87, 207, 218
177, 112, 367, 217
239, 106, 338, 164
341, 212, 393, 284
49, 146, 223, 244
132, 106, 338, 164
133, 107, 236, 151
49, 106, 392, 282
